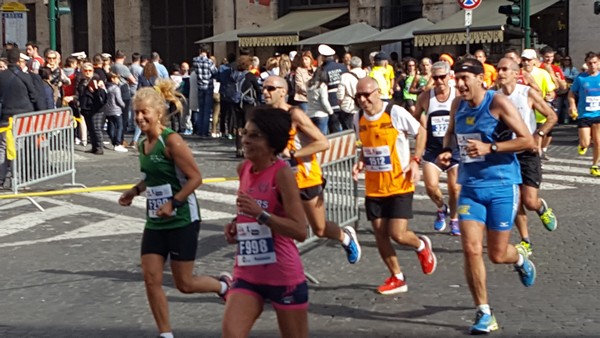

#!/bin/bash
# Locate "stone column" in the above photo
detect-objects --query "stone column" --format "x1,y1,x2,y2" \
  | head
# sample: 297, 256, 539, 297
87, 0, 102, 56
114, 0, 151, 56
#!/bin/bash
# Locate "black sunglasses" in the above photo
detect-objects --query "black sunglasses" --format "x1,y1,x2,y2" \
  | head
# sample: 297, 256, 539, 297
354, 89, 378, 100
432, 74, 448, 81
264, 85, 283, 92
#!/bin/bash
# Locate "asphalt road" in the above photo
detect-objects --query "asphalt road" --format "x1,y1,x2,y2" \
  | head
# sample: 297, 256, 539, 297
1, 125, 599, 337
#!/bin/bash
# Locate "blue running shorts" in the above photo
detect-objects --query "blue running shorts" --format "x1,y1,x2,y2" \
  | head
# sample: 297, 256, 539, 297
457, 185, 519, 231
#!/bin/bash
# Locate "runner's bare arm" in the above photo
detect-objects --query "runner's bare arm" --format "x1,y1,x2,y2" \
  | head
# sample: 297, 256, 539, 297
165, 133, 203, 202
488, 94, 535, 153
290, 107, 329, 157
529, 87, 558, 135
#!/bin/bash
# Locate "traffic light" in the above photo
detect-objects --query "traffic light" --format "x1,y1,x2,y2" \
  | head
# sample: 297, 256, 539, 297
56, 0, 70, 17
498, 0, 521, 28
595, 1, 600, 15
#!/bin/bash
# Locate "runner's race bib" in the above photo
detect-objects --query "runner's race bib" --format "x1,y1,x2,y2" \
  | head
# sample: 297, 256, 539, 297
363, 146, 392, 172
457, 133, 484, 163
236, 222, 276, 266
585, 96, 600, 112
431, 115, 450, 137
146, 184, 176, 218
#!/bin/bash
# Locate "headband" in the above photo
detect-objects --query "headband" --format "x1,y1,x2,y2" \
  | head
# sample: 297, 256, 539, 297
454, 63, 484, 75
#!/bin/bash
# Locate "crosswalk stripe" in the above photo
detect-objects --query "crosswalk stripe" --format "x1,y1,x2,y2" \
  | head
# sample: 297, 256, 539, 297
0, 154, 596, 246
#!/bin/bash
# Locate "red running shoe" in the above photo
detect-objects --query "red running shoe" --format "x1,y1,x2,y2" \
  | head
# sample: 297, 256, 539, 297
417, 235, 437, 275
377, 275, 408, 295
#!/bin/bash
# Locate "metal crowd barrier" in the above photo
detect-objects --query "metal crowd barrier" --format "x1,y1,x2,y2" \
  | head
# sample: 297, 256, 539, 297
297, 129, 359, 283
8, 108, 85, 211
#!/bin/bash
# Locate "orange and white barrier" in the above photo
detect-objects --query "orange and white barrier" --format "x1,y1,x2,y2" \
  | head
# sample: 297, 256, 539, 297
7, 108, 85, 211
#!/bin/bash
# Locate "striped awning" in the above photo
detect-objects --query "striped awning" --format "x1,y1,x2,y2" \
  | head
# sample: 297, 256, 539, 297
413, 0, 559, 47
238, 8, 348, 47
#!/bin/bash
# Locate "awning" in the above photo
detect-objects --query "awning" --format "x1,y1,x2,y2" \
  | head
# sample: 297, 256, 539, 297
195, 29, 245, 44
413, 0, 559, 47
238, 8, 348, 47
355, 18, 434, 45
296, 22, 380, 46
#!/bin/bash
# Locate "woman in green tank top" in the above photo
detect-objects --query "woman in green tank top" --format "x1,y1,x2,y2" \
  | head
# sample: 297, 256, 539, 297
118, 84, 231, 338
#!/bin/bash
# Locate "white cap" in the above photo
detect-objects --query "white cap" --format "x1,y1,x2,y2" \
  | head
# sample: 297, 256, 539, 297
101, 53, 112, 59
289, 50, 298, 61
521, 49, 537, 60
19, 53, 30, 61
71, 51, 87, 60
318, 44, 336, 57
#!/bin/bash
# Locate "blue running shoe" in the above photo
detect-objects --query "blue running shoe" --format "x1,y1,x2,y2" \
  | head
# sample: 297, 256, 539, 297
515, 256, 536, 287
342, 226, 361, 264
470, 310, 499, 334
434, 204, 448, 231
449, 219, 461, 236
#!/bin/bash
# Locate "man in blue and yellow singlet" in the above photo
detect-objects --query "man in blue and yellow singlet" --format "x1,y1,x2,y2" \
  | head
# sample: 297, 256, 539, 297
438, 58, 537, 334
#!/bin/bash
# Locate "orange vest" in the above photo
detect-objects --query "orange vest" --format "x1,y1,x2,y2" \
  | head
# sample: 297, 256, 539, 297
287, 128, 323, 189
358, 106, 414, 197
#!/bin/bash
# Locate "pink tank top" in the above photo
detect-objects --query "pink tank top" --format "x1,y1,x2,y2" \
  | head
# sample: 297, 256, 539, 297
233, 159, 305, 286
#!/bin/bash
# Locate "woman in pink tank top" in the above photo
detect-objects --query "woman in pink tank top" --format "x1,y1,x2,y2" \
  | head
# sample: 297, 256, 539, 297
223, 108, 309, 338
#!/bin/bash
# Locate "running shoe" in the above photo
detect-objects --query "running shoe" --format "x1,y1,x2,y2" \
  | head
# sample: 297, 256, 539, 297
342, 226, 361, 264
540, 152, 550, 161
591, 166, 600, 177
515, 256, 536, 287
417, 235, 437, 275
377, 275, 407, 295
469, 310, 499, 334
578, 145, 588, 155
538, 198, 557, 231
449, 219, 461, 236
516, 240, 533, 257
434, 204, 448, 231
218, 272, 233, 301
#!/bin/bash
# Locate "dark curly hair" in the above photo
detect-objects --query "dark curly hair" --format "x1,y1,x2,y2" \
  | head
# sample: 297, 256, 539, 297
248, 107, 291, 155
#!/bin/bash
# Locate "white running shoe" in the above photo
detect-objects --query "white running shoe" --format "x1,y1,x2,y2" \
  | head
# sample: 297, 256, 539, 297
114, 145, 128, 153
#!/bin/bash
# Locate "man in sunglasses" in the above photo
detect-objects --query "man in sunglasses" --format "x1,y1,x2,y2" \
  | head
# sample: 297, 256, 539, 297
261, 75, 362, 265
413, 61, 460, 235
352, 77, 436, 295
438, 58, 536, 334
496, 57, 558, 257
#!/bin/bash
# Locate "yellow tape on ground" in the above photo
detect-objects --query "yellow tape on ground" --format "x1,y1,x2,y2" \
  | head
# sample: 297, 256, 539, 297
0, 177, 239, 199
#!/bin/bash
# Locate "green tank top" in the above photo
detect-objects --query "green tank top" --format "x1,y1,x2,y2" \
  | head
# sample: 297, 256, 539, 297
403, 75, 417, 101
139, 128, 201, 230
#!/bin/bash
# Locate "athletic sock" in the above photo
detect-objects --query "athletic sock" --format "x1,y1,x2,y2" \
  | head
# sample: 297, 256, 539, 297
516, 253, 524, 267
219, 281, 228, 295
394, 273, 404, 281
478, 304, 491, 315
159, 333, 174, 338
416, 240, 425, 252
342, 232, 351, 246
536, 203, 547, 215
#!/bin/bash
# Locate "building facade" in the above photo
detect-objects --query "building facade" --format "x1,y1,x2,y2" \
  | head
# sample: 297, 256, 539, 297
1, 0, 598, 68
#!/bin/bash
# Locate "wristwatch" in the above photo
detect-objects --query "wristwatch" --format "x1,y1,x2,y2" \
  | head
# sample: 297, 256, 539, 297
490, 143, 498, 153
170, 197, 185, 209
537, 130, 545, 137
256, 210, 272, 224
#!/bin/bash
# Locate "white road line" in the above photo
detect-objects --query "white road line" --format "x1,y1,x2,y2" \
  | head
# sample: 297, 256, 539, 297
543, 164, 590, 175
543, 174, 600, 185
0, 205, 79, 237
86, 190, 237, 221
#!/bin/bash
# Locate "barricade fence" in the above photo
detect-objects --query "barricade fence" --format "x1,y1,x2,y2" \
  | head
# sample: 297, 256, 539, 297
8, 107, 85, 210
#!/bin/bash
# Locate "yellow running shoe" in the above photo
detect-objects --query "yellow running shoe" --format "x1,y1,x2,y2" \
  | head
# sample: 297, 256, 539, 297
578, 145, 588, 156
591, 166, 600, 177
516, 240, 533, 257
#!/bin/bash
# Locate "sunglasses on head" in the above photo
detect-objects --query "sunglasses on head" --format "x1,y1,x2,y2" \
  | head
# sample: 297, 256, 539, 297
264, 85, 283, 92
432, 74, 448, 81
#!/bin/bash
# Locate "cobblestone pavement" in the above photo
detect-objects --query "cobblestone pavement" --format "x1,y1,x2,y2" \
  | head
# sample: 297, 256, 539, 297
0, 125, 599, 337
